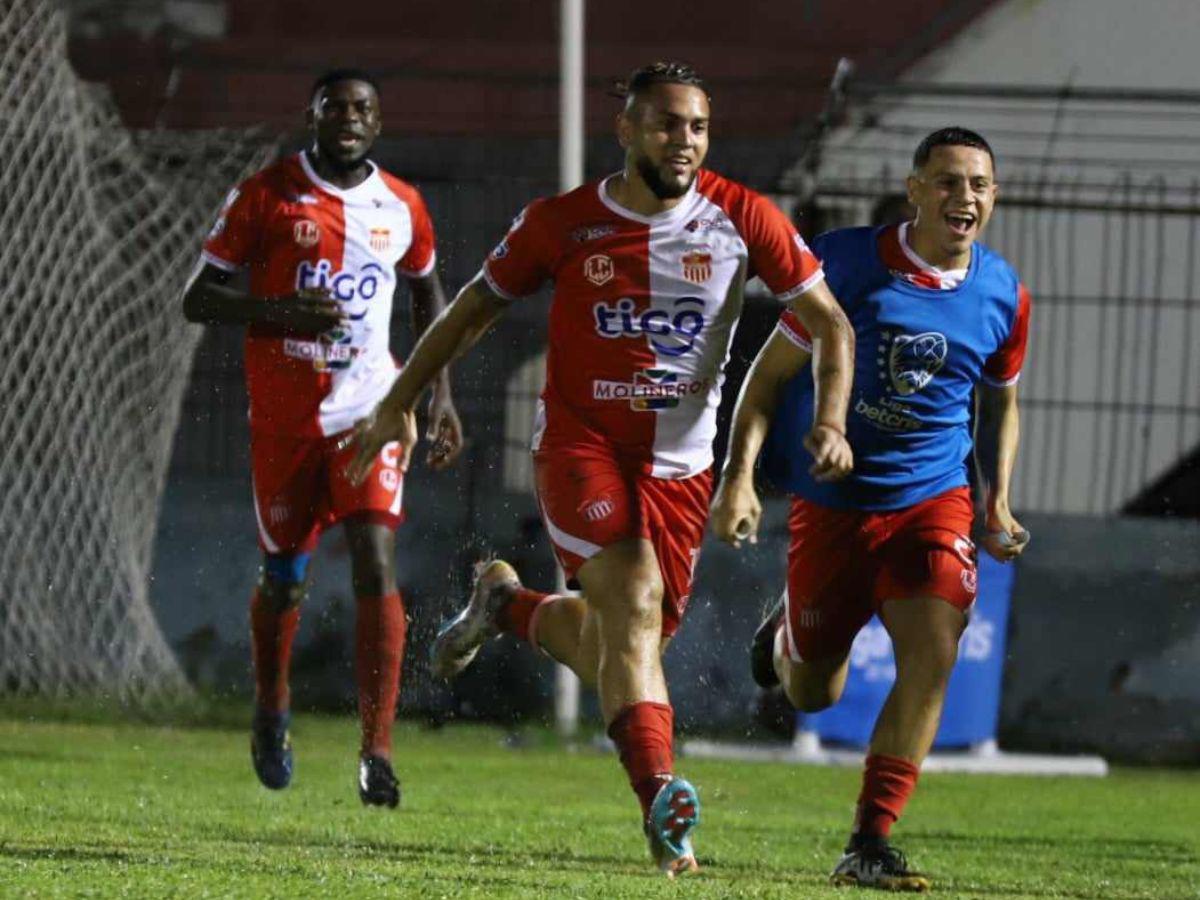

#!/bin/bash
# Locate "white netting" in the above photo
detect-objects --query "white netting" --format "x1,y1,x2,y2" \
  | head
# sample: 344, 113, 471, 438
0, 0, 276, 699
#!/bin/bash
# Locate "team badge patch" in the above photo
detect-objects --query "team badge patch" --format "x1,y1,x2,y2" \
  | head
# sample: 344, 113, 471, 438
886, 331, 947, 395
369, 228, 390, 252
584, 253, 614, 286
681, 251, 712, 284
293, 219, 320, 248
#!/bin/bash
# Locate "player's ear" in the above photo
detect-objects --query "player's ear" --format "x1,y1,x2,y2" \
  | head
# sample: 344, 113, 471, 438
616, 109, 634, 149
904, 172, 920, 206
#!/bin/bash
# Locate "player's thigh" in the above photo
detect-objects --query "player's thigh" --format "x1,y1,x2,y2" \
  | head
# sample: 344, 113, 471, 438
575, 537, 664, 632
326, 432, 406, 532
782, 496, 875, 667
342, 518, 397, 598
872, 487, 977, 621
249, 430, 324, 554
533, 447, 640, 587
636, 468, 713, 640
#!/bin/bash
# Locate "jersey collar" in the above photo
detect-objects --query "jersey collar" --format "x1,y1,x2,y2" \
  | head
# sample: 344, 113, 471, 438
597, 173, 698, 225
298, 150, 380, 198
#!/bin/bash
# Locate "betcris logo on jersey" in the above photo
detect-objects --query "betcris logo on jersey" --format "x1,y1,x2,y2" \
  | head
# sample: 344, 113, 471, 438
296, 259, 385, 312
593, 297, 705, 357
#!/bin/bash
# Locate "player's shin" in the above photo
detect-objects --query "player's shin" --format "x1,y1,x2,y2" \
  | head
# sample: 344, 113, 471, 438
250, 587, 301, 714
608, 701, 676, 819
355, 592, 407, 759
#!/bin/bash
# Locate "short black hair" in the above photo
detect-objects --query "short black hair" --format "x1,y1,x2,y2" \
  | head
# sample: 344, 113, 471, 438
310, 68, 381, 102
615, 61, 710, 105
912, 127, 994, 170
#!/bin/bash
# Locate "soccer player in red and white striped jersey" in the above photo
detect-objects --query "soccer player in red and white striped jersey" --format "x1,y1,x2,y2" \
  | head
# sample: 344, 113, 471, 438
182, 69, 463, 807
350, 62, 854, 874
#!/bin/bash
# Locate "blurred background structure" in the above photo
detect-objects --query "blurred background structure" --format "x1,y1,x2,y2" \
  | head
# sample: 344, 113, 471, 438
3, 0, 1196, 762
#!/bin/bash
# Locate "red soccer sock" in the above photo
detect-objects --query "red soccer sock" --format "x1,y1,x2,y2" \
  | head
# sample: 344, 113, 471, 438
355, 592, 407, 759
607, 702, 675, 820
497, 587, 552, 645
853, 753, 921, 839
250, 589, 300, 714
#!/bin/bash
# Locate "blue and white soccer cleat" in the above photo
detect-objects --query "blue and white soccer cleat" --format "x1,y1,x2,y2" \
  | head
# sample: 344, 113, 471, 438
430, 559, 520, 680
250, 709, 293, 790
645, 776, 701, 877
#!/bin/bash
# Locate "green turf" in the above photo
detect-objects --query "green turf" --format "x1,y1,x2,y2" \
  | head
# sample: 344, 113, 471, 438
0, 714, 1195, 898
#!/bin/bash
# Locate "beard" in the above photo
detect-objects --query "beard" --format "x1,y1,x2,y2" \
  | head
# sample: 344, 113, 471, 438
635, 153, 694, 200
314, 137, 374, 174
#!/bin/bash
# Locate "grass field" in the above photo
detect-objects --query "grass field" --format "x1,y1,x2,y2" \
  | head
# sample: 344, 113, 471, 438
0, 713, 1196, 898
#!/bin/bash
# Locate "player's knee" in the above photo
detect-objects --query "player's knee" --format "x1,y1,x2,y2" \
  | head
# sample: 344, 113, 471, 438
258, 553, 310, 612
786, 675, 841, 713
350, 561, 395, 599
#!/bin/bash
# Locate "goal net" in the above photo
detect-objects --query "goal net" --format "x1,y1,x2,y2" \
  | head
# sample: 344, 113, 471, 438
0, 0, 276, 700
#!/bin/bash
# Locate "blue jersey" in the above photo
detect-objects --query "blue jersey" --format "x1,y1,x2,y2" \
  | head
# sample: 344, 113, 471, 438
761, 226, 1025, 510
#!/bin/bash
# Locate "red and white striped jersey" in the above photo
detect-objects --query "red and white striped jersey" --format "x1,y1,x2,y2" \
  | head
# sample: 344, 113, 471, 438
484, 170, 823, 478
201, 152, 437, 437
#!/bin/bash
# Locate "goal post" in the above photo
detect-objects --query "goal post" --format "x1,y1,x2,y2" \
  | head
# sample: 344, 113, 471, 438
0, 0, 276, 700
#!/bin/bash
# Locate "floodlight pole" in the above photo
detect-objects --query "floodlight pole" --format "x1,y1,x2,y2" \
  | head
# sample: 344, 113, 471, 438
554, 0, 584, 738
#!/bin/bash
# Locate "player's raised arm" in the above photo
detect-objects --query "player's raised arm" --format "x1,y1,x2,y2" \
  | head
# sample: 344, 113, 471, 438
349, 275, 509, 482
975, 381, 1028, 561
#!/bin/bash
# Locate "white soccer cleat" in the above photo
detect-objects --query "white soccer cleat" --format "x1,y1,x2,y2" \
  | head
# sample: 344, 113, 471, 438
430, 559, 520, 680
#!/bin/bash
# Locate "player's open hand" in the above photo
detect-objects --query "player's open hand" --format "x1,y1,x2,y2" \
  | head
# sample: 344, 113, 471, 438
710, 469, 761, 548
804, 425, 854, 482
981, 504, 1030, 563
425, 385, 464, 471
346, 404, 418, 486
274, 288, 346, 335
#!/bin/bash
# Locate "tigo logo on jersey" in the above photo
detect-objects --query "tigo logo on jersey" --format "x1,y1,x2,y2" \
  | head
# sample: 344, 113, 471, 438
584, 254, 614, 286
593, 297, 705, 357
296, 259, 385, 304
681, 251, 712, 284
293, 219, 320, 248
885, 331, 947, 395
369, 228, 390, 252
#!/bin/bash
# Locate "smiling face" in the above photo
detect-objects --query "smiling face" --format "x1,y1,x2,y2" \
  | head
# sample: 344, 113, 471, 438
307, 79, 381, 173
906, 144, 997, 268
618, 82, 710, 201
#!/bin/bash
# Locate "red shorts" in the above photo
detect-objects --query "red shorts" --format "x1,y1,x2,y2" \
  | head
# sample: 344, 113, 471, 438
783, 487, 976, 663
533, 447, 712, 639
249, 429, 405, 555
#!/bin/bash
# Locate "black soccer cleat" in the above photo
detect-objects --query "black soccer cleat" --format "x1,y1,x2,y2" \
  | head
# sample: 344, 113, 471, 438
751, 593, 785, 689
250, 709, 294, 790
358, 754, 401, 809
830, 834, 932, 892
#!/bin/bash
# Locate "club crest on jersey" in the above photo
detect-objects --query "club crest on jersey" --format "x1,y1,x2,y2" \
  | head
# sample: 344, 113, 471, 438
681, 251, 712, 284
885, 331, 948, 395
584, 254, 614, 286
293, 219, 320, 248
369, 228, 390, 252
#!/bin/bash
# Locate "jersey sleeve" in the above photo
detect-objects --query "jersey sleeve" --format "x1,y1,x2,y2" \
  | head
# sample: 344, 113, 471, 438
982, 283, 1032, 386
775, 309, 813, 352
481, 199, 557, 300
397, 190, 437, 278
201, 181, 261, 272
744, 193, 824, 302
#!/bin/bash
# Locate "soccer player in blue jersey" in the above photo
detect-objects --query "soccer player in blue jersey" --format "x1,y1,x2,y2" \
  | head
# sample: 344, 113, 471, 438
711, 127, 1031, 892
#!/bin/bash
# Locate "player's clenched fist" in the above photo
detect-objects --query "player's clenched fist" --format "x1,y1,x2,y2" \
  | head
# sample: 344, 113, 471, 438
272, 288, 347, 335
710, 469, 762, 548
803, 424, 853, 482
347, 405, 417, 485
